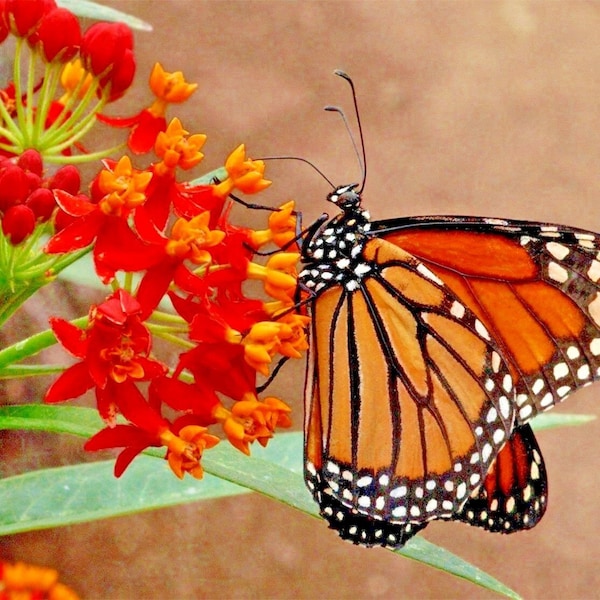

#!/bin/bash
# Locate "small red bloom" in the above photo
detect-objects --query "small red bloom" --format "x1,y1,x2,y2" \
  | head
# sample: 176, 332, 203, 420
0, 163, 29, 211
2, 204, 35, 243
80, 22, 135, 100
45, 290, 167, 422
30, 6, 81, 62
3, 0, 56, 37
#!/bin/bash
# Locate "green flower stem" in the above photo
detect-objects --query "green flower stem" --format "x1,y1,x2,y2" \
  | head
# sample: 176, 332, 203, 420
0, 316, 87, 369
47, 143, 129, 165
0, 364, 68, 379
33, 61, 62, 144
41, 81, 101, 148
12, 38, 26, 139
25, 39, 38, 135
149, 310, 187, 324
40, 72, 98, 142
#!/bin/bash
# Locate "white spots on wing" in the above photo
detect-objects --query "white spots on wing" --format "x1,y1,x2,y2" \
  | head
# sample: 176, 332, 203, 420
540, 393, 554, 408
493, 428, 505, 445
553, 362, 569, 380
557, 385, 571, 398
502, 374, 513, 393
482, 442, 493, 463
588, 259, 600, 282
475, 320, 490, 340
354, 263, 372, 277
491, 352, 501, 373
357, 475, 373, 488
548, 261, 569, 283
588, 292, 600, 327
546, 241, 570, 260
486, 407, 498, 424
390, 485, 407, 498
532, 378, 545, 394
326, 461, 340, 474
566, 346, 580, 360
519, 404, 533, 420
577, 364, 591, 380
516, 393, 528, 406
416, 263, 444, 286
590, 338, 600, 356
450, 301, 465, 319
498, 395, 511, 420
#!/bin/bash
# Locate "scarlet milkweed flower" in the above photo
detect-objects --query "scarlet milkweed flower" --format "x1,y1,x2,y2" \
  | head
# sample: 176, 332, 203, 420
0, 3, 138, 163
45, 289, 167, 422
99, 63, 199, 154
0, 559, 79, 600
212, 144, 272, 197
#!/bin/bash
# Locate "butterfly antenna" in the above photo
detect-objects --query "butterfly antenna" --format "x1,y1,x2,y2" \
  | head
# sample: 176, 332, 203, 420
260, 155, 335, 188
327, 69, 367, 193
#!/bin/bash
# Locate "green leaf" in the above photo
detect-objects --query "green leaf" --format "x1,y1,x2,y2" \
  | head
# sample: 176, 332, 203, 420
56, 0, 153, 31
0, 405, 521, 597
531, 411, 596, 431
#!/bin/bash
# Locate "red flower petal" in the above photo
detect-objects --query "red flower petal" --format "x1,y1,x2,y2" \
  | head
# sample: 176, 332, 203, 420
49, 316, 87, 357
44, 361, 93, 403
45, 210, 103, 253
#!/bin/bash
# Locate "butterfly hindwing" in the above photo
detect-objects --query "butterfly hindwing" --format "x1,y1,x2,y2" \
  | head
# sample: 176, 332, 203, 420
456, 423, 548, 533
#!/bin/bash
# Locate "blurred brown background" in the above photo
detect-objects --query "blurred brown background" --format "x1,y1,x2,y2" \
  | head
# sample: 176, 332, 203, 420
2, 1, 600, 598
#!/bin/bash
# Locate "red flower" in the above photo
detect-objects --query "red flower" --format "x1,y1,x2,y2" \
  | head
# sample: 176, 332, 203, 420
30, 6, 81, 62
99, 63, 198, 154
2, 204, 35, 244
45, 156, 164, 281
45, 290, 167, 422
3, 0, 56, 37
80, 22, 135, 100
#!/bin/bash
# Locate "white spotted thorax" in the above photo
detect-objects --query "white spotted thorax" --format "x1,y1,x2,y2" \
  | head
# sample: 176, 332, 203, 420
300, 184, 373, 293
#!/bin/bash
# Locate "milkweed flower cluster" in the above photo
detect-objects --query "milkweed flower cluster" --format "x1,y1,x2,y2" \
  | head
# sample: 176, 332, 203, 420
0, 0, 308, 480
0, 559, 79, 600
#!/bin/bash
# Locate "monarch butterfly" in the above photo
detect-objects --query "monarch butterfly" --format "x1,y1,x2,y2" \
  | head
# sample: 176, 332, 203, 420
300, 71, 598, 548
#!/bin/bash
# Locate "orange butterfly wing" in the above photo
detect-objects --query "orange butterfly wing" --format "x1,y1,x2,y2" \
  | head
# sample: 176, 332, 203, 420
304, 233, 516, 547
457, 423, 547, 533
303, 211, 599, 548
384, 222, 600, 423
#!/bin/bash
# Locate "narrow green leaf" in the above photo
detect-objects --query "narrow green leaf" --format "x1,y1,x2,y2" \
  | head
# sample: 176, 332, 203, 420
0, 405, 520, 597
531, 411, 596, 431
56, 0, 153, 31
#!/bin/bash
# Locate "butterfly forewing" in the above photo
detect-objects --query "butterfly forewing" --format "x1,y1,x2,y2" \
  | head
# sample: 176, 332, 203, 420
376, 218, 600, 426
303, 232, 516, 546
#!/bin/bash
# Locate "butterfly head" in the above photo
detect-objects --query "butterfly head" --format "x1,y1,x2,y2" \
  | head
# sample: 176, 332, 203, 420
327, 184, 362, 212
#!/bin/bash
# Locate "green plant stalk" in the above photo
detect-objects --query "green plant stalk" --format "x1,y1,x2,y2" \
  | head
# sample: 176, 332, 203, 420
0, 316, 88, 369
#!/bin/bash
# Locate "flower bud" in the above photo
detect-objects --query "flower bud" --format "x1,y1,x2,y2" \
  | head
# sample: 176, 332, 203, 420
31, 7, 81, 62
3, 0, 56, 37
2, 204, 36, 244
26, 187, 56, 221
17, 149, 43, 177
0, 164, 29, 211
48, 164, 80, 195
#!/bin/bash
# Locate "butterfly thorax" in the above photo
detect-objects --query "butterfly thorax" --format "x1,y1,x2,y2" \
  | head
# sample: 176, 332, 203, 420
300, 184, 374, 294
